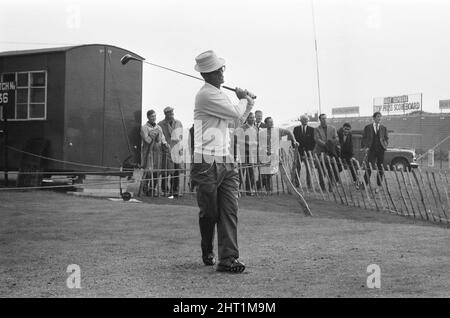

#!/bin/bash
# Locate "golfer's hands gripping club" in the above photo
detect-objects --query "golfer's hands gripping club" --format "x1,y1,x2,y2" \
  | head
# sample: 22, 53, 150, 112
235, 87, 256, 106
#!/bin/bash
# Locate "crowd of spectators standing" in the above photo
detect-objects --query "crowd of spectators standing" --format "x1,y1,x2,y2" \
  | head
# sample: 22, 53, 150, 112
140, 107, 388, 197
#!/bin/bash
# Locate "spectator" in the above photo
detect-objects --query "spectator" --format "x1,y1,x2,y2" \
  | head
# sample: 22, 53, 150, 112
362, 111, 389, 192
239, 112, 258, 195
141, 109, 169, 196
293, 115, 316, 188
158, 106, 183, 198
254, 110, 266, 189
254, 110, 267, 130
188, 124, 195, 192
313, 113, 340, 190
338, 123, 359, 187
259, 117, 298, 193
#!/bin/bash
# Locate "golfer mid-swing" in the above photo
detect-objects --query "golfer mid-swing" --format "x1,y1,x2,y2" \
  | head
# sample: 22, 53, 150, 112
192, 50, 254, 273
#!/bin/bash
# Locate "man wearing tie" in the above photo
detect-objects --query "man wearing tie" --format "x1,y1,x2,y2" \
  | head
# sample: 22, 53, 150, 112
338, 123, 358, 185
362, 111, 389, 192
293, 115, 316, 188
254, 110, 267, 130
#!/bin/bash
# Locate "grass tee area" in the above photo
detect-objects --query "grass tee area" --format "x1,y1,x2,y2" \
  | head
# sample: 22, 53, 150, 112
0, 191, 449, 297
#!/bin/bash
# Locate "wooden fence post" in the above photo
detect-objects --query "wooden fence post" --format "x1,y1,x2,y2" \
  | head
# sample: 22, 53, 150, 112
354, 160, 369, 209
437, 171, 450, 224
400, 168, 418, 219
411, 169, 430, 221
374, 163, 392, 213
380, 165, 400, 215
314, 153, 333, 202
292, 151, 306, 195
417, 167, 438, 222
295, 151, 308, 196
366, 162, 381, 212
308, 151, 326, 201
406, 169, 425, 220
338, 157, 357, 207
429, 171, 448, 223
390, 165, 411, 216
320, 153, 339, 203
332, 157, 349, 206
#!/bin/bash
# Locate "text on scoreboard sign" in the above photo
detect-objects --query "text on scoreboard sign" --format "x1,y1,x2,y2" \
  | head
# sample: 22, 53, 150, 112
0, 81, 16, 105
373, 93, 422, 114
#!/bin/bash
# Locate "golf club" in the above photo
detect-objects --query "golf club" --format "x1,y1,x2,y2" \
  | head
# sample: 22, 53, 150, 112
120, 54, 256, 99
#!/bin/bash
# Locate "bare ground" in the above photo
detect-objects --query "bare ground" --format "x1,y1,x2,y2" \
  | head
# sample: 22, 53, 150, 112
0, 191, 449, 298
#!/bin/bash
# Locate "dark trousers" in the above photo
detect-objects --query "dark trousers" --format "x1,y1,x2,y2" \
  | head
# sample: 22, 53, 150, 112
262, 174, 274, 192
161, 163, 180, 195
316, 154, 340, 190
191, 159, 240, 262
342, 157, 358, 182
364, 149, 385, 186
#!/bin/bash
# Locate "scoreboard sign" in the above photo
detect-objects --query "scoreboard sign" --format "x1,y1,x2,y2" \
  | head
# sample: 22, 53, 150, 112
0, 81, 16, 119
373, 93, 422, 115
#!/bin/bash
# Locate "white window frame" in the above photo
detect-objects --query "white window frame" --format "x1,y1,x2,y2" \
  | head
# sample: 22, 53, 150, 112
0, 70, 47, 121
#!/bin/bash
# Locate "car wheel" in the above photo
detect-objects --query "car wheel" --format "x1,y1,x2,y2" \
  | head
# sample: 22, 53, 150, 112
391, 158, 410, 172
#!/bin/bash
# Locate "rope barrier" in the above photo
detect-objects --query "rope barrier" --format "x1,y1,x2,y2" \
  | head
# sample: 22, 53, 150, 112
0, 162, 272, 191
7, 146, 130, 170
6, 145, 270, 174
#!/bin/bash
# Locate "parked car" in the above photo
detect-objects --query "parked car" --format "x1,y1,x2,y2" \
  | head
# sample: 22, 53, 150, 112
351, 130, 418, 171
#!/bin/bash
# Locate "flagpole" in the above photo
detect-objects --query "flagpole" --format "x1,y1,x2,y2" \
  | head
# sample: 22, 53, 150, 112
311, 0, 322, 115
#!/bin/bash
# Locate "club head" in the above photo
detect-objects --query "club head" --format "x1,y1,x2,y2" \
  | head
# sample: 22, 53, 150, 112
120, 54, 142, 65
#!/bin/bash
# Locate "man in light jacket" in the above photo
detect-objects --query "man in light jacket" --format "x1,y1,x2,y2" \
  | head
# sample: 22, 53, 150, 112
191, 50, 254, 273
313, 113, 340, 190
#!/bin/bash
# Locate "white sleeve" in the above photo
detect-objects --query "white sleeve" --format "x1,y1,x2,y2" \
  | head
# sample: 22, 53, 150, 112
196, 90, 248, 120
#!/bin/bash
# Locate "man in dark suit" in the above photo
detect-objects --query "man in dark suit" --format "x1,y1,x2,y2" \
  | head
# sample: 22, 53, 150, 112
362, 111, 389, 191
338, 123, 358, 184
293, 115, 315, 188
254, 110, 267, 130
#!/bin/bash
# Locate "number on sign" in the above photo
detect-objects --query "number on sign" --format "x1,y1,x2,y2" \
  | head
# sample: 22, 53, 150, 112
0, 93, 8, 104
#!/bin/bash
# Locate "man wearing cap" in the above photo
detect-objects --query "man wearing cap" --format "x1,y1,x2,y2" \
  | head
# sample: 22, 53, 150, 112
158, 107, 183, 198
191, 50, 254, 273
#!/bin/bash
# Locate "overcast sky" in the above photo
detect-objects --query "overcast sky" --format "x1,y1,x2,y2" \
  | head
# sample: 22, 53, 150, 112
1, 0, 450, 126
